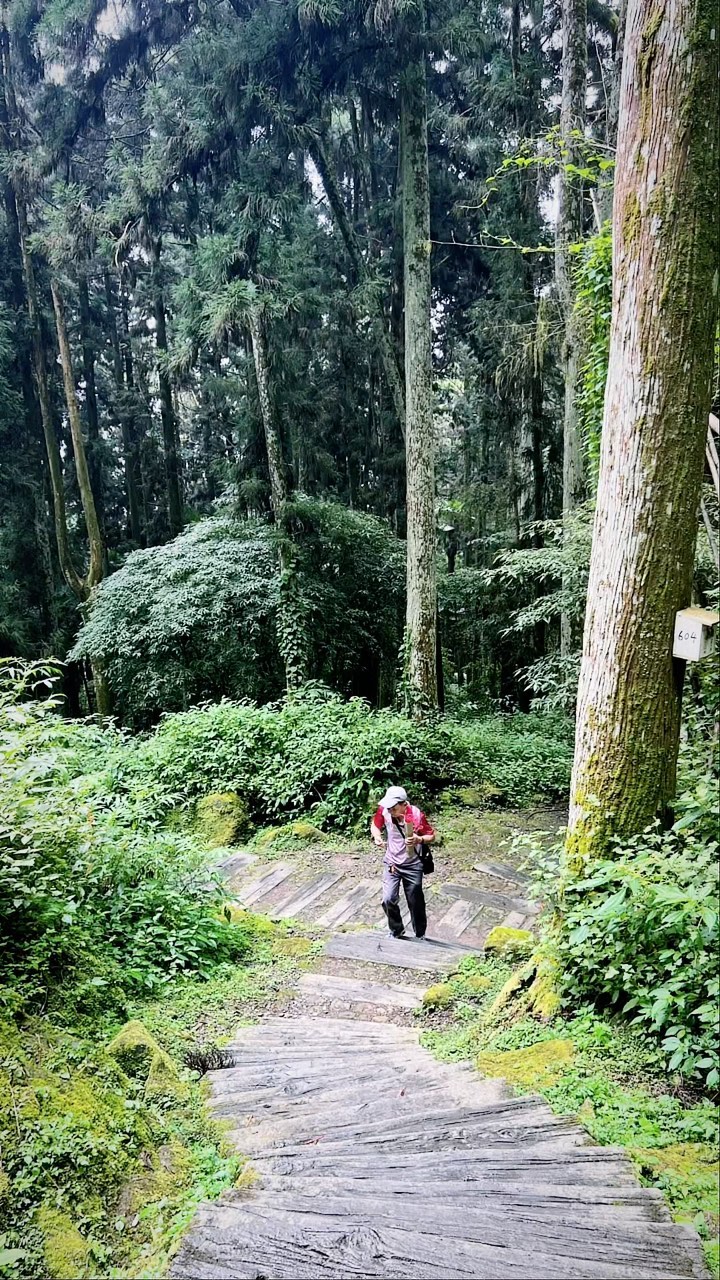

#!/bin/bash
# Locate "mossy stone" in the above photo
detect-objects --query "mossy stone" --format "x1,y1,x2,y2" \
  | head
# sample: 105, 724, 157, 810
477, 1038, 574, 1088
256, 826, 283, 847
196, 792, 249, 848
37, 1208, 91, 1280
484, 926, 534, 958
117, 1139, 192, 1220
290, 821, 323, 841
145, 1048, 188, 1102
422, 982, 455, 1009
106, 1019, 161, 1078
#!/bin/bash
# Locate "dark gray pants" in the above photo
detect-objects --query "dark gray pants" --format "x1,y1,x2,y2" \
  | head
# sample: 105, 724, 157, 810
382, 862, 426, 938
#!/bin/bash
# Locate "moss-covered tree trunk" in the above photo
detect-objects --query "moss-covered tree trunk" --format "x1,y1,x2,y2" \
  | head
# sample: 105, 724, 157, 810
401, 12, 438, 714
566, 0, 719, 867
556, 0, 587, 657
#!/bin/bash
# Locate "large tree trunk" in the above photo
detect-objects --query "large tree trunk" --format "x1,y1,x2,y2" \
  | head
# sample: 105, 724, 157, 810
401, 14, 438, 714
310, 135, 407, 440
556, 0, 587, 657
150, 237, 183, 536
566, 0, 719, 868
50, 280, 105, 593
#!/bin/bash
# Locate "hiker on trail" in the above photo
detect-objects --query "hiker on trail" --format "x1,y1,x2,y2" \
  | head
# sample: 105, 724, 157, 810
370, 786, 435, 940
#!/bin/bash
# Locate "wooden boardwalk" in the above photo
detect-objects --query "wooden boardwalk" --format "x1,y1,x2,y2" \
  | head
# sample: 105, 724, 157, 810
170, 852, 709, 1279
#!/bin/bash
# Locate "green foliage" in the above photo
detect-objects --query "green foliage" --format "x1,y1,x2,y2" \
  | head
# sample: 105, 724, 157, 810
118, 688, 573, 828
0, 663, 257, 1017
71, 500, 404, 726
555, 818, 719, 1088
519, 768, 720, 1089
574, 224, 612, 488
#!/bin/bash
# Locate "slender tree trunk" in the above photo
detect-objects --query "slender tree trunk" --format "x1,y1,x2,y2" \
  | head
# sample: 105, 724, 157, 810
50, 280, 105, 592
78, 274, 105, 539
248, 306, 288, 516
566, 0, 719, 868
401, 13, 438, 713
105, 271, 143, 543
248, 306, 304, 690
310, 135, 406, 439
150, 238, 183, 536
556, 0, 587, 657
16, 195, 84, 599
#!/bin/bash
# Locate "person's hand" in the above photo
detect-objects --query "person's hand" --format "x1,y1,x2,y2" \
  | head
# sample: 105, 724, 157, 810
405, 834, 416, 849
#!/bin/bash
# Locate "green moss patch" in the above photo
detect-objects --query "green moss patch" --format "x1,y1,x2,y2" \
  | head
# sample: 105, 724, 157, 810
484, 926, 534, 957
36, 1208, 91, 1280
423, 983, 455, 1009
477, 1037, 574, 1088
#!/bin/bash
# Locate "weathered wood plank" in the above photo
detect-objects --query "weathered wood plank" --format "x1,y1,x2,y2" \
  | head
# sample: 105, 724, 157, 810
298, 972, 425, 1009
274, 872, 344, 919
316, 880, 377, 927
236, 862, 295, 906
444, 882, 535, 915
473, 860, 530, 885
435, 896, 481, 938
324, 930, 479, 971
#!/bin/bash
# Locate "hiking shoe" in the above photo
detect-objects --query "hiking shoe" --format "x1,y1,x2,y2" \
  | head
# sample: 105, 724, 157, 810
389, 930, 407, 939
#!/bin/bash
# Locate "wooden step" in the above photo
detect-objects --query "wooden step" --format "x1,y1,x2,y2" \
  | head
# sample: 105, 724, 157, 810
315, 880, 378, 927
325, 930, 480, 971
443, 881, 536, 915
236, 862, 295, 906
473, 859, 530, 885
297, 971, 425, 1009
273, 871, 344, 919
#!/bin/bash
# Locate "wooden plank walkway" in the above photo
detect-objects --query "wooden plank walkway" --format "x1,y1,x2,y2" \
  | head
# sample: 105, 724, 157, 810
171, 1017, 709, 1280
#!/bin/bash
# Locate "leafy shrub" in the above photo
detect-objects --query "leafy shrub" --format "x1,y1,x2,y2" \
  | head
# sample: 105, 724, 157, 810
118, 686, 573, 827
547, 812, 719, 1088
70, 500, 404, 727
0, 664, 255, 1015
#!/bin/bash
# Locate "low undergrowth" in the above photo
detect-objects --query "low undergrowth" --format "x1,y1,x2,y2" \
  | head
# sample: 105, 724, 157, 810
420, 956, 720, 1278
0, 933, 310, 1280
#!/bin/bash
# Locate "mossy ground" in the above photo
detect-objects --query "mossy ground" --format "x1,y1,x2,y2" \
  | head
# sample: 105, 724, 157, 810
420, 954, 720, 1277
0, 923, 312, 1280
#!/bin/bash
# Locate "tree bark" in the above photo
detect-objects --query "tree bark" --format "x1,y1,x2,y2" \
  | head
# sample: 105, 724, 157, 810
401, 13, 438, 713
16, 195, 85, 599
248, 306, 288, 517
150, 237, 183, 536
105, 271, 143, 543
556, 0, 587, 657
248, 305, 305, 690
310, 135, 407, 439
50, 280, 105, 593
78, 274, 105, 539
566, 0, 719, 868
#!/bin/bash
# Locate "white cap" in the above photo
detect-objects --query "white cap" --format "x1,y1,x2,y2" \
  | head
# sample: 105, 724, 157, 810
379, 786, 408, 809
